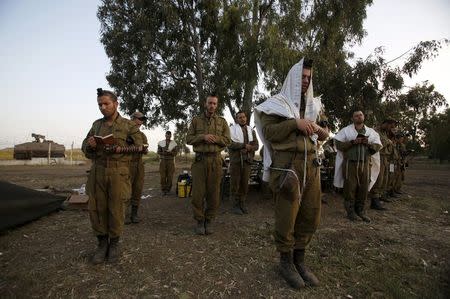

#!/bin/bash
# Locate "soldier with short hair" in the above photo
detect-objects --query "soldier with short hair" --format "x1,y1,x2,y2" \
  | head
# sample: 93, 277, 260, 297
186, 94, 231, 235
126, 111, 148, 224
334, 111, 382, 223
255, 58, 329, 289
82, 88, 144, 264
228, 110, 259, 215
157, 131, 178, 195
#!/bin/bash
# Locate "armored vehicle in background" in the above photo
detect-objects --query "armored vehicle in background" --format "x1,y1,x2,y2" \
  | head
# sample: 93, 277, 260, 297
14, 133, 65, 160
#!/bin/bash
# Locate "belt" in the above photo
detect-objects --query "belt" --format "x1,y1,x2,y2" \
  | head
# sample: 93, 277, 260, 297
196, 152, 221, 156
95, 160, 130, 168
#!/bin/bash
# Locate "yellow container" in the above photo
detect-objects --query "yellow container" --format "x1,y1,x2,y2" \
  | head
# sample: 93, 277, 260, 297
178, 180, 192, 198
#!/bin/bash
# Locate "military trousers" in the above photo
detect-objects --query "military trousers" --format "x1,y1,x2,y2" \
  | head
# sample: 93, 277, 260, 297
130, 160, 145, 206
159, 159, 175, 192
191, 154, 222, 221
393, 165, 404, 193
269, 152, 321, 253
87, 162, 131, 238
343, 159, 370, 213
370, 155, 388, 199
229, 161, 251, 203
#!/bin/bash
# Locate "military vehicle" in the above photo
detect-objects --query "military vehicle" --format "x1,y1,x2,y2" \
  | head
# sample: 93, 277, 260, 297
13, 133, 65, 160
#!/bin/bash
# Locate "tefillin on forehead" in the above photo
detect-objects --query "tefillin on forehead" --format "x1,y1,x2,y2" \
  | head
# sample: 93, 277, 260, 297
96, 88, 118, 101
303, 58, 313, 69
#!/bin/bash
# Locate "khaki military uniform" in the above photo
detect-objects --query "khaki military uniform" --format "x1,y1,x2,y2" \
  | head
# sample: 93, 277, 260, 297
186, 113, 231, 221
228, 127, 259, 206
82, 114, 143, 238
130, 131, 148, 206
393, 143, 407, 193
370, 129, 394, 199
387, 139, 399, 194
259, 113, 322, 252
335, 128, 381, 215
157, 140, 178, 193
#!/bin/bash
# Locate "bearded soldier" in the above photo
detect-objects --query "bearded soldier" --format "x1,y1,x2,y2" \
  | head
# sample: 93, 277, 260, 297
255, 59, 328, 289
228, 110, 259, 215
186, 94, 231, 235
333, 111, 382, 223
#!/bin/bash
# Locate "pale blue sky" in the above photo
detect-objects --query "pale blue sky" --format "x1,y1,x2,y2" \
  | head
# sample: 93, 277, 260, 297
0, 0, 449, 150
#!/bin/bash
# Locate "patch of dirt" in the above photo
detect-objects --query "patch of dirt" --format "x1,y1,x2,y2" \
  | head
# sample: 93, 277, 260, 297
0, 160, 449, 298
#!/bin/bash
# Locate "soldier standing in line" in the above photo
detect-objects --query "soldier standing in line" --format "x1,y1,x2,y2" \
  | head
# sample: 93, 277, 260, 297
126, 111, 148, 224
334, 111, 382, 223
393, 132, 408, 195
157, 131, 178, 195
82, 88, 144, 264
186, 94, 231, 235
369, 119, 396, 210
255, 58, 329, 289
387, 131, 400, 199
228, 110, 259, 215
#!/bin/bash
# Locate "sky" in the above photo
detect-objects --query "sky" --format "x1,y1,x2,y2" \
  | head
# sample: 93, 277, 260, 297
0, 0, 449, 151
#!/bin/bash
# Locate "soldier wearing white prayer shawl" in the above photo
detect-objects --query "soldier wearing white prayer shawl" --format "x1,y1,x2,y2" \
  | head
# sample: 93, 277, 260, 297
228, 110, 259, 215
254, 58, 328, 289
333, 110, 382, 223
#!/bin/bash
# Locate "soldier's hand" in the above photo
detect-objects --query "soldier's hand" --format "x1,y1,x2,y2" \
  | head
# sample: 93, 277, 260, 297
87, 136, 97, 148
361, 137, 369, 145
204, 134, 216, 144
245, 144, 253, 151
296, 118, 315, 136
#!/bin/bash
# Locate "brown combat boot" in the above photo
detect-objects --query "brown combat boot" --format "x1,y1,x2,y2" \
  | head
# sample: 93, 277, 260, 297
108, 237, 121, 263
279, 251, 305, 289
293, 249, 320, 286
131, 205, 140, 223
204, 219, 214, 235
91, 235, 108, 265
194, 220, 205, 235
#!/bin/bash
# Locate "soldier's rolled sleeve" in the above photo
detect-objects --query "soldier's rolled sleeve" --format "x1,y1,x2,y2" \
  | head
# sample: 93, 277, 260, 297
261, 113, 298, 143
229, 141, 244, 150
82, 127, 95, 157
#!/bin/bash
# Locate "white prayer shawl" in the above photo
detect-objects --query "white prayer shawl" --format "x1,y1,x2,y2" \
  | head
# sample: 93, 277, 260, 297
230, 124, 254, 143
333, 124, 382, 191
158, 140, 177, 151
254, 58, 323, 182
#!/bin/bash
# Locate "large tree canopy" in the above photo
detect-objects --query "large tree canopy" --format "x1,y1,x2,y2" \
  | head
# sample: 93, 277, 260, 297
98, 0, 373, 127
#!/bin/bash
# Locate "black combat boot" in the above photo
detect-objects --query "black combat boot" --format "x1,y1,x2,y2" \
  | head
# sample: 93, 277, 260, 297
293, 249, 320, 286
344, 201, 357, 221
380, 193, 392, 202
232, 199, 243, 215
91, 235, 108, 265
370, 197, 386, 210
194, 220, 205, 235
279, 251, 305, 289
240, 201, 249, 214
356, 210, 371, 222
124, 205, 132, 225
108, 237, 121, 263
131, 205, 140, 223
204, 219, 214, 235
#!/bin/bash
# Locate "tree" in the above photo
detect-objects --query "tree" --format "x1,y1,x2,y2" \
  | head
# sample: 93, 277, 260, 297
420, 108, 450, 161
98, 0, 374, 127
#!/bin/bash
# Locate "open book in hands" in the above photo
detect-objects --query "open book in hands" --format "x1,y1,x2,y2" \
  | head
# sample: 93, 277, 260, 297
93, 134, 115, 145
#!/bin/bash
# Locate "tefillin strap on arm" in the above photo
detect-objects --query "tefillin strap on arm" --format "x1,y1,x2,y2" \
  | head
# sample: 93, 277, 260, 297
117, 145, 144, 154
